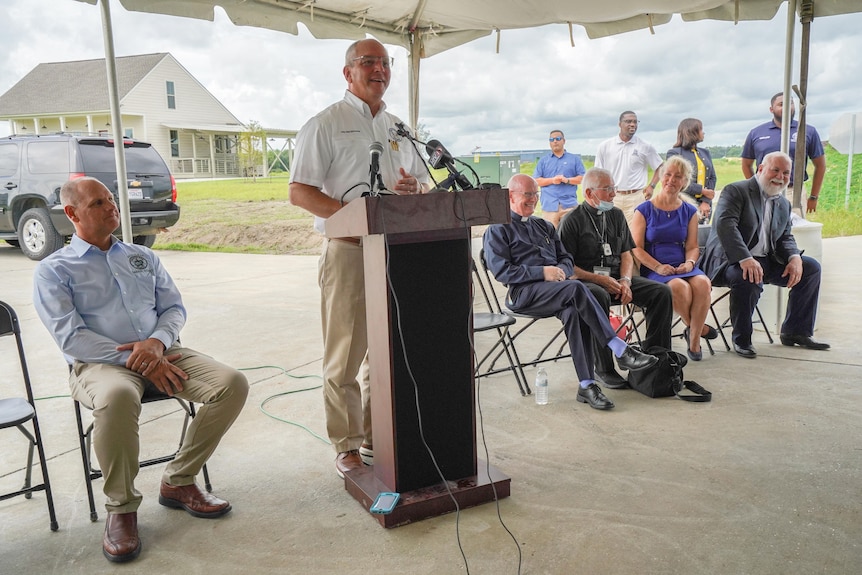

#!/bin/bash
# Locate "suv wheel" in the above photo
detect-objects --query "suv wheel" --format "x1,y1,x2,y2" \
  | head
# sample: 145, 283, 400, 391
17, 208, 65, 260
133, 235, 156, 248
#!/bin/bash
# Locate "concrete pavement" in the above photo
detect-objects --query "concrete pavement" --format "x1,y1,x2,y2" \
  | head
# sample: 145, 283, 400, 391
1, 236, 860, 574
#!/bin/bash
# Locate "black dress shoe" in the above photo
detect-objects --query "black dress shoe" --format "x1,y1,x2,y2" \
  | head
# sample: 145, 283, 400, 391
617, 347, 659, 372
594, 370, 629, 389
780, 334, 830, 350
733, 343, 757, 358
577, 383, 614, 410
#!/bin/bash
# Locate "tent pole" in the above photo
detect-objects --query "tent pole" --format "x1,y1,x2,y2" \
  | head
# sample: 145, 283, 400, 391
408, 31, 421, 132
98, 0, 132, 243
792, 1, 814, 215
781, 0, 797, 156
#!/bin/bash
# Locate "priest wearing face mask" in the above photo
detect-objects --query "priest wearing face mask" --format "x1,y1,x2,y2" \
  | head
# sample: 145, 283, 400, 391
559, 167, 673, 388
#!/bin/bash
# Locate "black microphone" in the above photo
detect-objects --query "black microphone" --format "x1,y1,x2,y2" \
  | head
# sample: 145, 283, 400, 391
425, 139, 454, 170
369, 141, 384, 191
425, 139, 472, 190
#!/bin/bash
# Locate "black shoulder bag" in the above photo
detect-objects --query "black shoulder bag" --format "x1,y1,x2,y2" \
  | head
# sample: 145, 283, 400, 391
627, 346, 712, 402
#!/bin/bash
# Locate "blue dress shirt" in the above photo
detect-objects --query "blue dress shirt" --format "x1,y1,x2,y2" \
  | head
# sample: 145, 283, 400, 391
532, 151, 586, 211
33, 235, 186, 365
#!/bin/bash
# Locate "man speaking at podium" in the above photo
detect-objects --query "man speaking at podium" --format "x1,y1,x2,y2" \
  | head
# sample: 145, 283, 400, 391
289, 39, 430, 479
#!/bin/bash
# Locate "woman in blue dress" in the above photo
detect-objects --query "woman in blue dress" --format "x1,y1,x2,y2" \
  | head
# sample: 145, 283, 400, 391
631, 155, 714, 361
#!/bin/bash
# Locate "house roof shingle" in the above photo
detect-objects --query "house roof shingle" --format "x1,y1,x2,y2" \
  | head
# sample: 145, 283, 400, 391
0, 53, 168, 116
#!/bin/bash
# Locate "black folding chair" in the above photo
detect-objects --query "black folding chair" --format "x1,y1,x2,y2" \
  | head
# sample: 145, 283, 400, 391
73, 368, 212, 522
707, 288, 774, 351
0, 301, 58, 531
478, 248, 573, 371
472, 258, 530, 396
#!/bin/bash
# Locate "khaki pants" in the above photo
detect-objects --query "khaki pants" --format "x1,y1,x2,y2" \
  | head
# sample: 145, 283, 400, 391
70, 348, 248, 514
613, 190, 646, 225
318, 238, 373, 454
543, 205, 575, 228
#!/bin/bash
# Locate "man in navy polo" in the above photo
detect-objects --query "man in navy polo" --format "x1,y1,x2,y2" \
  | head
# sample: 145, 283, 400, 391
533, 129, 586, 227
741, 92, 825, 213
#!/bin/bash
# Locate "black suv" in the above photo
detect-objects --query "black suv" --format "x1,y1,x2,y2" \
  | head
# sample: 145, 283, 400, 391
0, 134, 180, 260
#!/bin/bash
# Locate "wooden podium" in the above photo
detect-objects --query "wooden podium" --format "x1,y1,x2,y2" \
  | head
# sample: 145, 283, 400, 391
324, 188, 512, 527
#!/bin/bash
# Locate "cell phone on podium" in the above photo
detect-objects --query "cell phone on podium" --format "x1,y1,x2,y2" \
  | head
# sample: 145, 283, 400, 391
369, 492, 400, 514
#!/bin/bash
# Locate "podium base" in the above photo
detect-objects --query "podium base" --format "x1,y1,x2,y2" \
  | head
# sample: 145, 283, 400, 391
344, 461, 511, 528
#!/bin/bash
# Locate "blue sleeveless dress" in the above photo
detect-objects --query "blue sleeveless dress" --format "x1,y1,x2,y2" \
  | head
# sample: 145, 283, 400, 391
635, 201, 705, 284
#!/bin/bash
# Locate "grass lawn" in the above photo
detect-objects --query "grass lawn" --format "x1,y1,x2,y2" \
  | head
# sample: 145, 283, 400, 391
159, 147, 859, 254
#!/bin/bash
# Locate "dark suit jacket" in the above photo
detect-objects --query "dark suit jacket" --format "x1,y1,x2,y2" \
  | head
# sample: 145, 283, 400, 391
666, 146, 716, 206
699, 176, 800, 284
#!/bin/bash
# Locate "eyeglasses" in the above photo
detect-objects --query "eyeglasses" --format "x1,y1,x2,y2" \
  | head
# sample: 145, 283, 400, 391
514, 191, 540, 198
593, 185, 617, 193
548, 136, 563, 142
351, 55, 394, 69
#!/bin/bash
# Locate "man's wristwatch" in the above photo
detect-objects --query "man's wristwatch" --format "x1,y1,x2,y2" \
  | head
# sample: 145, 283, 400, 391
809, 196, 818, 201
619, 276, 632, 284
563, 177, 569, 184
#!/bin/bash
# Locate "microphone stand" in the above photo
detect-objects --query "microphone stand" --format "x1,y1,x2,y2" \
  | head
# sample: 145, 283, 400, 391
393, 124, 442, 189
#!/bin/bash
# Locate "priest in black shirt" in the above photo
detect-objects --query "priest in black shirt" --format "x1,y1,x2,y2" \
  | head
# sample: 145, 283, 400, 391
559, 167, 673, 388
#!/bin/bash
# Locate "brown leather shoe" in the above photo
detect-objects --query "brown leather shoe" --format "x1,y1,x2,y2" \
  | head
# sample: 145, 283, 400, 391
158, 482, 231, 518
335, 450, 363, 479
103, 511, 141, 563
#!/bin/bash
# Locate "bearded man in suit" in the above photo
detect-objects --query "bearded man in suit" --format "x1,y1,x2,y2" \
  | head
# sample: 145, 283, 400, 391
699, 151, 829, 358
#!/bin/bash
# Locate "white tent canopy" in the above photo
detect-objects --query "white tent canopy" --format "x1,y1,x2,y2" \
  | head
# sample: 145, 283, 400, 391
76, 0, 862, 223
80, 0, 862, 131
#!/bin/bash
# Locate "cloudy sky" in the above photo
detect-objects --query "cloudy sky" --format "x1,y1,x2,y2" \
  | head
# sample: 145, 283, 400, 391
2, 0, 861, 157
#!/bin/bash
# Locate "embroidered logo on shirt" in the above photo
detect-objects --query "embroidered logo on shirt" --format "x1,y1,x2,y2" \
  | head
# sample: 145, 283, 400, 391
129, 254, 149, 272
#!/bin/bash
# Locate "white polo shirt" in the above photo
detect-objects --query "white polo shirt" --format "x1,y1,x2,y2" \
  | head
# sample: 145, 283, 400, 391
291, 90, 429, 234
594, 135, 663, 191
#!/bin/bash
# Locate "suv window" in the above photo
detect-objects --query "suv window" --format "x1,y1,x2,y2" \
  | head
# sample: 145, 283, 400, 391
79, 141, 166, 173
27, 141, 70, 173
0, 143, 17, 176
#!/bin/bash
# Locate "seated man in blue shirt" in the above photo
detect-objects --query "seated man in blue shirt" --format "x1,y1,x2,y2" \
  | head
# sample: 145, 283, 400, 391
33, 177, 249, 564
484, 174, 658, 410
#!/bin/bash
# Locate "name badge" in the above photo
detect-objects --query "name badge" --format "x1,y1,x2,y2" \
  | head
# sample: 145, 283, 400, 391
593, 266, 611, 277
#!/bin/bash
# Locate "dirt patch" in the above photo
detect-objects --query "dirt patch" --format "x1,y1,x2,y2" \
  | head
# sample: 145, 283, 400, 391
156, 200, 488, 255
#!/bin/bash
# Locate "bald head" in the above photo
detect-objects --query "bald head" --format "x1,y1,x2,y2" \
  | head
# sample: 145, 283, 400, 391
507, 174, 539, 217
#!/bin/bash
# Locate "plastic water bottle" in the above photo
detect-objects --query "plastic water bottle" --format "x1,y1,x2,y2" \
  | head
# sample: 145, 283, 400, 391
535, 367, 549, 405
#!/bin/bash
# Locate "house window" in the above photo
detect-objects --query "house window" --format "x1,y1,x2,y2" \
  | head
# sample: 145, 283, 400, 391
166, 81, 176, 109
170, 130, 179, 157
215, 136, 236, 154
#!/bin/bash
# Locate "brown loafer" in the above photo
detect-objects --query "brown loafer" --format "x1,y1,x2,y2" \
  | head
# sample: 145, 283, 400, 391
103, 511, 141, 563
335, 450, 363, 479
158, 482, 231, 518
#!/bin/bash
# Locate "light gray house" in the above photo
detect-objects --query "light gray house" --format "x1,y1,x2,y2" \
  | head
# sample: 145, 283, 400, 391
0, 53, 295, 179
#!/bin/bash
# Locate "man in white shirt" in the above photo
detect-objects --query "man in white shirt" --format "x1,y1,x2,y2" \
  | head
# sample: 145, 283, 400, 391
595, 111, 663, 224
289, 39, 430, 479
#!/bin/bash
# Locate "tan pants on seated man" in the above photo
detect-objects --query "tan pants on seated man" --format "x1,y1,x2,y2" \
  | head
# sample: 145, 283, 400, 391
70, 346, 249, 514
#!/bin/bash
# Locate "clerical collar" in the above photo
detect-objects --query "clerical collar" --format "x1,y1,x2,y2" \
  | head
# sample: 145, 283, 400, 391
582, 202, 600, 215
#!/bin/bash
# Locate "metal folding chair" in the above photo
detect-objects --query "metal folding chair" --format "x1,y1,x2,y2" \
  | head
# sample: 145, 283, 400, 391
477, 248, 573, 371
73, 370, 212, 522
0, 300, 58, 531
472, 258, 530, 396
